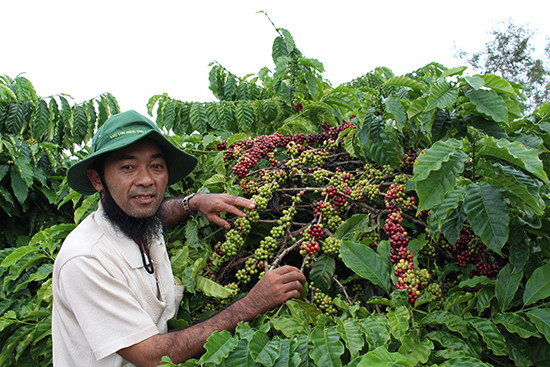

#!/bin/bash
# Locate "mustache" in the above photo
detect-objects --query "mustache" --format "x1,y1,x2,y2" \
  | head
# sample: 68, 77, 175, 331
129, 189, 158, 197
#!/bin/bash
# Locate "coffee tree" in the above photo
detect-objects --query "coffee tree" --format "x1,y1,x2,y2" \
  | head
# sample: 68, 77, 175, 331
1, 22, 550, 366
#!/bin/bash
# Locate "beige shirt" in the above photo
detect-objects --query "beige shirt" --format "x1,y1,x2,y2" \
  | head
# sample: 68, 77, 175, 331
52, 202, 183, 366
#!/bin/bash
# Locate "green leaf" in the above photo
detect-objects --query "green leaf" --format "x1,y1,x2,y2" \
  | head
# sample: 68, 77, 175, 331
10, 165, 29, 204
334, 213, 371, 240
254, 338, 282, 366
14, 76, 38, 100
335, 318, 364, 359
502, 332, 533, 367
420, 310, 470, 338
358, 109, 403, 167
5, 103, 25, 135
493, 312, 540, 338
426, 81, 459, 110
196, 276, 236, 298
271, 315, 309, 338
221, 338, 256, 366
13, 153, 34, 187
466, 89, 508, 124
272, 35, 290, 61
509, 228, 530, 272
163, 99, 177, 131
480, 161, 544, 215
431, 109, 453, 142
466, 316, 507, 356
412, 138, 463, 181
249, 329, 271, 362
444, 291, 475, 312
189, 102, 207, 133
0, 84, 17, 101
236, 102, 254, 132
414, 150, 468, 212
465, 115, 508, 139
357, 345, 413, 367
478, 136, 548, 182
426, 330, 477, 357
1, 245, 39, 268
441, 66, 467, 78
481, 74, 516, 96
205, 103, 221, 130
463, 182, 509, 254
463, 76, 485, 90
440, 356, 493, 367
106, 93, 119, 115
32, 100, 51, 141
340, 240, 391, 293
255, 337, 282, 366
305, 71, 319, 98
309, 325, 345, 367
458, 276, 494, 289
386, 306, 410, 340
310, 255, 335, 292
476, 287, 494, 314
384, 97, 407, 132
398, 333, 434, 365
360, 314, 390, 349
383, 76, 424, 91
0, 324, 33, 365
15, 263, 53, 291
73, 105, 87, 143
430, 184, 467, 244
202, 173, 228, 190
523, 262, 550, 305
227, 132, 249, 147
74, 195, 98, 224
495, 263, 523, 311
526, 308, 550, 344
185, 219, 201, 248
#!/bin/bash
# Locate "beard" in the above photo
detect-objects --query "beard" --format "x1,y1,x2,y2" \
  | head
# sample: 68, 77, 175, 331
101, 183, 164, 243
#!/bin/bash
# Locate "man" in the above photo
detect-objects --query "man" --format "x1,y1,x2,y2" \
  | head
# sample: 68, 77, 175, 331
52, 110, 305, 366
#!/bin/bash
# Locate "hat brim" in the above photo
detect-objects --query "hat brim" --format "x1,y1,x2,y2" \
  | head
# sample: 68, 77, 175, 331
67, 131, 197, 195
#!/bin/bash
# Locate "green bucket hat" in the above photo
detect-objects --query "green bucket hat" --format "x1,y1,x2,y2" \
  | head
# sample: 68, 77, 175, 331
67, 110, 197, 195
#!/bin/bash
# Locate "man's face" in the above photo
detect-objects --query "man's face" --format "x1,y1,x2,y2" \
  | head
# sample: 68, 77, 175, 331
90, 139, 169, 218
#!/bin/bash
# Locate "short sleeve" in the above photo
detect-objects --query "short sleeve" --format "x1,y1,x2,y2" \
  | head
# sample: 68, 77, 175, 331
57, 256, 160, 360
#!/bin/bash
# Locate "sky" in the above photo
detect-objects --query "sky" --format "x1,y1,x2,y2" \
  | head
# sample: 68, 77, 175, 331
2, 0, 549, 117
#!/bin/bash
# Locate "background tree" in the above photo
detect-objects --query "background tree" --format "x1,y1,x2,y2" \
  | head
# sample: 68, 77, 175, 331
457, 20, 550, 111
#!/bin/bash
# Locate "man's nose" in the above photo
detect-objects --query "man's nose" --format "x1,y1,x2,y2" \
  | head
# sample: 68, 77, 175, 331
135, 166, 155, 186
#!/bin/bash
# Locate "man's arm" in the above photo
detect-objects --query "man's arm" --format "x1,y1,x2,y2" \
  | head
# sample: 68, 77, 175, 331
157, 193, 256, 230
117, 266, 306, 367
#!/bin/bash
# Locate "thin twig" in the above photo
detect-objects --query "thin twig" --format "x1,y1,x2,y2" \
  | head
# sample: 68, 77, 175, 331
332, 275, 352, 304
269, 239, 303, 271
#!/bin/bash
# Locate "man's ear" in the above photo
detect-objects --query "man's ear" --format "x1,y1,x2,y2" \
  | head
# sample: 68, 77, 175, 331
87, 168, 104, 192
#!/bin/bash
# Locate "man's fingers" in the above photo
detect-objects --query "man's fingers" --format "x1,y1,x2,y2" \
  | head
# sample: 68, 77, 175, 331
268, 266, 306, 286
220, 204, 247, 219
228, 195, 256, 210
205, 213, 231, 230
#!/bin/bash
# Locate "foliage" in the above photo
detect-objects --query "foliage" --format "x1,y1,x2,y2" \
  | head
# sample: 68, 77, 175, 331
2, 20, 550, 366
457, 20, 550, 111
0, 75, 117, 365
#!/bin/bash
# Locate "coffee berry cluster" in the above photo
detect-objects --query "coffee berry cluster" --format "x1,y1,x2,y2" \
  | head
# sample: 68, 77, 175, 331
446, 227, 501, 279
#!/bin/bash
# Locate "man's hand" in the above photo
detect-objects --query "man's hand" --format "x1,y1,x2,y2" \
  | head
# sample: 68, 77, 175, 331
239, 266, 306, 315
118, 265, 305, 366
189, 193, 256, 230
158, 193, 255, 230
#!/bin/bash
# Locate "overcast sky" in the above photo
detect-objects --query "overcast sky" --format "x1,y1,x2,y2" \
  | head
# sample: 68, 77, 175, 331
3, 0, 549, 117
